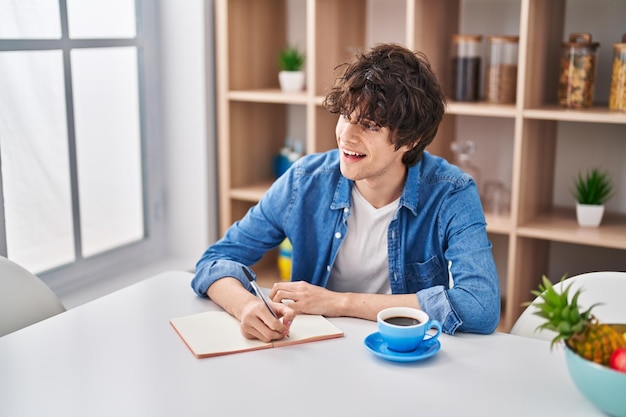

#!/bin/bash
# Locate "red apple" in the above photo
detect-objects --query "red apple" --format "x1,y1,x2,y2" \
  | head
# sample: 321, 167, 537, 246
610, 347, 626, 373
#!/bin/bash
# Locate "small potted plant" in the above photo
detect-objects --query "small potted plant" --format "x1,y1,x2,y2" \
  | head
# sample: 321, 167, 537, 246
277, 45, 305, 92
571, 167, 614, 227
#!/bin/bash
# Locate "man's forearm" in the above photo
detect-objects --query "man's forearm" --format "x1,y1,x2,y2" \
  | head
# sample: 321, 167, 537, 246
339, 292, 421, 321
206, 277, 258, 320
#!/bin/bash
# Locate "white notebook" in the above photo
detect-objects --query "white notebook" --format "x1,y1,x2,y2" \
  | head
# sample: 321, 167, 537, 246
170, 311, 344, 358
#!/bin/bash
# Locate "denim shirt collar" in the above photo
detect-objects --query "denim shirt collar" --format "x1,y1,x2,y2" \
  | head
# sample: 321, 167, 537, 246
401, 161, 420, 216
330, 174, 352, 210
330, 160, 421, 215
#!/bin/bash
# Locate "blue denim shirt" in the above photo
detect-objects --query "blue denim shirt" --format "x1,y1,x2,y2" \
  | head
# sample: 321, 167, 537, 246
192, 150, 500, 334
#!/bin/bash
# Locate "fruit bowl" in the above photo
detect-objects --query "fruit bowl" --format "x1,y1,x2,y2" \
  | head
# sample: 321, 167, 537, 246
564, 324, 626, 417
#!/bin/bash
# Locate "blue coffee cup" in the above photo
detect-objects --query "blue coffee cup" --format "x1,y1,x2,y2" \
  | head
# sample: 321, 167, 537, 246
377, 307, 442, 352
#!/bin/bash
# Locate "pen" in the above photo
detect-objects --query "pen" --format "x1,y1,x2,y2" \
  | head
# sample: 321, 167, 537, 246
243, 267, 279, 319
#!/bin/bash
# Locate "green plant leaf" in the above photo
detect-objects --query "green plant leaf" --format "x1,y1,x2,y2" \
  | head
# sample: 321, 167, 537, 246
571, 168, 614, 205
278, 46, 305, 71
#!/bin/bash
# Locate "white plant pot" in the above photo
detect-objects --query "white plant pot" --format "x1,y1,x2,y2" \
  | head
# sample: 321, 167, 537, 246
576, 203, 605, 227
279, 71, 305, 92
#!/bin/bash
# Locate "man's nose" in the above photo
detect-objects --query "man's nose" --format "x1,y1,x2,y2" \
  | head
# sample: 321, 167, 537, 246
339, 121, 359, 140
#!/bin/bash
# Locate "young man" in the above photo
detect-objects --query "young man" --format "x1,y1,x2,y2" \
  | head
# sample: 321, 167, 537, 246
192, 43, 500, 342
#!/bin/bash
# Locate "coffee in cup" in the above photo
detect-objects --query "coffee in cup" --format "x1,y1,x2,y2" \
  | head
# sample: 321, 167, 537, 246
377, 307, 442, 352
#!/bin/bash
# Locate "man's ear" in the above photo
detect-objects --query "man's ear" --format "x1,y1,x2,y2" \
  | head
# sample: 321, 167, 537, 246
398, 143, 414, 154
408, 139, 421, 152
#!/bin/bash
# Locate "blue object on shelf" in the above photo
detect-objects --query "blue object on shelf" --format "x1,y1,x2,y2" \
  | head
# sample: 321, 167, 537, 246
273, 137, 302, 177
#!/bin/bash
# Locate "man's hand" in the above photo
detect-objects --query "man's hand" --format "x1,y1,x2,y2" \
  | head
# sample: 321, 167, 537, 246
207, 276, 296, 343
269, 281, 346, 317
239, 299, 295, 342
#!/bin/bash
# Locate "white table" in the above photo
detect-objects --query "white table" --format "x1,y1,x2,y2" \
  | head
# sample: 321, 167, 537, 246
0, 271, 603, 417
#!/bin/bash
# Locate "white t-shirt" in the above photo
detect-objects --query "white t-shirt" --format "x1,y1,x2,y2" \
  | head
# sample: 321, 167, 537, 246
327, 186, 399, 294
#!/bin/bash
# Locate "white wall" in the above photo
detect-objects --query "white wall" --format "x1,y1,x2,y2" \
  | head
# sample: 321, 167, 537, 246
159, 0, 217, 260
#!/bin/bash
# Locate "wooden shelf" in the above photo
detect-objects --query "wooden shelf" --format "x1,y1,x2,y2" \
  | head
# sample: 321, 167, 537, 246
228, 89, 310, 104
518, 208, 626, 250
215, 0, 626, 333
523, 105, 626, 124
229, 182, 272, 202
447, 102, 517, 118
485, 213, 513, 235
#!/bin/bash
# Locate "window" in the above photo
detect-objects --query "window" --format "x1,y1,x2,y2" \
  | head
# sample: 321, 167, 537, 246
0, 0, 163, 283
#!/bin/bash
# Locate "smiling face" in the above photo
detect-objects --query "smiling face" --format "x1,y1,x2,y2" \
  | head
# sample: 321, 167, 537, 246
323, 44, 446, 168
336, 112, 410, 199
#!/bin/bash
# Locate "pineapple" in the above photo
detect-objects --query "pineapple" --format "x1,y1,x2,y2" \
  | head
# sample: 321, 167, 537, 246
527, 275, 626, 366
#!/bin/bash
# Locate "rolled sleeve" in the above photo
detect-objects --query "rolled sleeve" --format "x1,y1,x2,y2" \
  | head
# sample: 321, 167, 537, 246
191, 259, 253, 297
417, 285, 462, 335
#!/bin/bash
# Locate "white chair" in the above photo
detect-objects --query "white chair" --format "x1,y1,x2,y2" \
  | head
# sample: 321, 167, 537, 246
510, 271, 626, 341
0, 255, 66, 337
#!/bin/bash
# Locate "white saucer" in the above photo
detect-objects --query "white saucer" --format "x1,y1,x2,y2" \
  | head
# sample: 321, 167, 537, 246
364, 332, 441, 363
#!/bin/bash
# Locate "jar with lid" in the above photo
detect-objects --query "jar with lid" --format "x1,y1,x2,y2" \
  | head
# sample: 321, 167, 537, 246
609, 34, 626, 112
558, 32, 600, 109
485, 35, 519, 104
451, 34, 483, 101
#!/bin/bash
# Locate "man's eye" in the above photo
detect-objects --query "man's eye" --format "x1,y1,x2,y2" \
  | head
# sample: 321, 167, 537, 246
362, 122, 380, 132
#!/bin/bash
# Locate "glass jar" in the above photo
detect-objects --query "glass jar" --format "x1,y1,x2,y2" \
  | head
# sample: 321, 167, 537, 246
558, 32, 600, 109
451, 140, 481, 192
451, 34, 483, 101
483, 181, 511, 217
485, 35, 519, 104
609, 34, 626, 112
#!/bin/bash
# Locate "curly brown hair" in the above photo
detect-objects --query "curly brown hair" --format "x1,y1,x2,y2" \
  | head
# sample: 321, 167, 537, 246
323, 43, 446, 166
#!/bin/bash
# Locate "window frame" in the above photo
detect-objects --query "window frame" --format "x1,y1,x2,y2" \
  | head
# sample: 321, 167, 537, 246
0, 0, 165, 289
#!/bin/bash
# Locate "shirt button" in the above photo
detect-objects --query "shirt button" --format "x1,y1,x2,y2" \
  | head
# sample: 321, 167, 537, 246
344, 208, 349, 213
327, 265, 331, 272
335, 232, 342, 239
